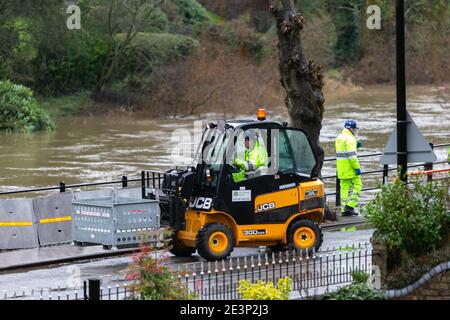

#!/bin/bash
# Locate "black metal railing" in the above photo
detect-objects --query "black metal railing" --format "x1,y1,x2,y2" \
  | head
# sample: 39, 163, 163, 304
140, 171, 181, 199
322, 143, 449, 206
176, 243, 372, 300
0, 170, 182, 200
0, 171, 168, 197
0, 176, 139, 196
1, 243, 372, 300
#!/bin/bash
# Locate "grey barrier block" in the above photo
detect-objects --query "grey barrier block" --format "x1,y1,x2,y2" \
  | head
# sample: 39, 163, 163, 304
0, 199, 38, 250
33, 192, 73, 246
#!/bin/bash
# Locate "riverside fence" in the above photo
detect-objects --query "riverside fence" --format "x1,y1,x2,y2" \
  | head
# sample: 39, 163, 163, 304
321, 143, 449, 206
1, 243, 373, 300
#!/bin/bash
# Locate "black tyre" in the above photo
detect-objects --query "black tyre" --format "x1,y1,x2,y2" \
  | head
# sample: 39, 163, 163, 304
287, 220, 323, 254
196, 223, 234, 261
324, 204, 337, 221
169, 233, 196, 257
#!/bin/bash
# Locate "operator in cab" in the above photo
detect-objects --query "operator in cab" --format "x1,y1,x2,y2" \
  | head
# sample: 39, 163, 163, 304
232, 129, 268, 183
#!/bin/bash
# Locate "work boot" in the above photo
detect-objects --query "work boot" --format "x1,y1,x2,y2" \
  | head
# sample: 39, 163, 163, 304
342, 205, 358, 217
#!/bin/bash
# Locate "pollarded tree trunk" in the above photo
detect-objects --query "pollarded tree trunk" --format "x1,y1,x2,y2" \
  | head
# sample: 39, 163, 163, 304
270, 0, 334, 220
269, 0, 325, 176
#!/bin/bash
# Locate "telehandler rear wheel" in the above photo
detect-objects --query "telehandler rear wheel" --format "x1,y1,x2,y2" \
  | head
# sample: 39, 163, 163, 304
169, 233, 196, 257
288, 220, 323, 254
196, 223, 234, 261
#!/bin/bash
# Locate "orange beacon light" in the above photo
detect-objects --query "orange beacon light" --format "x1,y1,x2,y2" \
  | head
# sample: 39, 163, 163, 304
257, 108, 266, 121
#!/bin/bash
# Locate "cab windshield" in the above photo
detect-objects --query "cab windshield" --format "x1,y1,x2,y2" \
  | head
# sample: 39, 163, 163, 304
195, 127, 232, 170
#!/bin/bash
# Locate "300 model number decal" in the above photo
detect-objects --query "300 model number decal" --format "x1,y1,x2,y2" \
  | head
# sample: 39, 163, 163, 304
243, 229, 267, 236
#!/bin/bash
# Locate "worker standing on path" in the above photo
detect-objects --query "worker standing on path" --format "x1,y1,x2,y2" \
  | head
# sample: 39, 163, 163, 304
335, 120, 363, 217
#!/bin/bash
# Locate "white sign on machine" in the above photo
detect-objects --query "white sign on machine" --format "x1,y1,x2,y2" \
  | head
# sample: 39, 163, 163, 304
232, 187, 251, 202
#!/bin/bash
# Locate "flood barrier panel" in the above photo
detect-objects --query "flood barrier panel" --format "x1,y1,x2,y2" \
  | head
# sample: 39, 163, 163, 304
33, 193, 73, 246
0, 199, 38, 250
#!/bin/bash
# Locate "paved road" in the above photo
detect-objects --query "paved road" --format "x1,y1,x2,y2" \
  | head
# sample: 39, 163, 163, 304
0, 229, 374, 299
0, 216, 365, 271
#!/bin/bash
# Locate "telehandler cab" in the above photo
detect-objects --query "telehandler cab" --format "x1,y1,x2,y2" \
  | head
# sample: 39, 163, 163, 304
161, 109, 325, 261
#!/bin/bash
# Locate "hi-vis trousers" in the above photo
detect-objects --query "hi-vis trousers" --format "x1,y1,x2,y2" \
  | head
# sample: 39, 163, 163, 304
340, 176, 362, 212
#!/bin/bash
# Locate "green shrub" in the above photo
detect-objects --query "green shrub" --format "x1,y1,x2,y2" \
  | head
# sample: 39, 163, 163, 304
143, 8, 170, 33
323, 270, 384, 300
323, 283, 386, 300
0, 80, 53, 132
118, 32, 199, 76
238, 277, 292, 300
33, 33, 107, 96
172, 0, 211, 27
0, 18, 35, 86
363, 179, 448, 258
351, 271, 369, 284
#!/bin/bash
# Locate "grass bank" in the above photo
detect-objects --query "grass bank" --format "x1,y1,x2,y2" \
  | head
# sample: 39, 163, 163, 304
39, 91, 91, 118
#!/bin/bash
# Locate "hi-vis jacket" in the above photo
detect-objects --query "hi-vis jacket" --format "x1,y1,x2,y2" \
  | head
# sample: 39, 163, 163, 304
233, 140, 268, 182
335, 128, 361, 179
447, 146, 449, 164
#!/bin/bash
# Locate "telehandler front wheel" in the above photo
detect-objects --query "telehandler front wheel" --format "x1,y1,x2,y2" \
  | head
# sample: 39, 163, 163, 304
288, 220, 323, 254
169, 233, 196, 257
196, 223, 234, 261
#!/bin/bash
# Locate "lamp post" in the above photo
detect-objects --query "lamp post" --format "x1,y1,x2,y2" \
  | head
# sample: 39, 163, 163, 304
396, 0, 408, 182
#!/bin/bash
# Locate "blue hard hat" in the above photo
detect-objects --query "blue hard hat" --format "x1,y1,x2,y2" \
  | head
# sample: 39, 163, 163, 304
344, 120, 359, 129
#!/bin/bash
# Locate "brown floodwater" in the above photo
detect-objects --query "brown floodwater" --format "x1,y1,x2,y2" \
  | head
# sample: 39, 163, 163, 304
0, 85, 449, 199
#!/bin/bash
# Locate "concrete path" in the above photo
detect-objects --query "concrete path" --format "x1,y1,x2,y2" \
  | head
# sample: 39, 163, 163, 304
0, 215, 367, 272
0, 245, 136, 272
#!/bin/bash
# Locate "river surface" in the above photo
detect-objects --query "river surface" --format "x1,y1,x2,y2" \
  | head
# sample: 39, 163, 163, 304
0, 85, 448, 199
